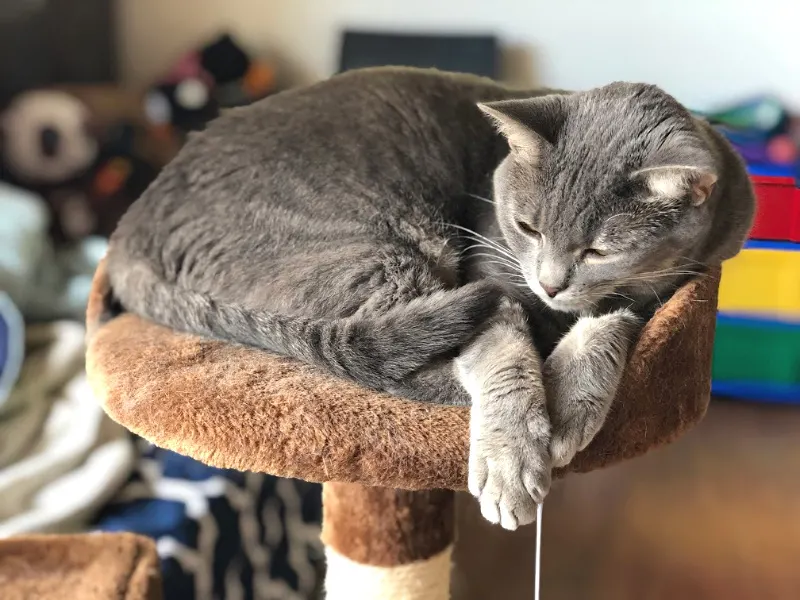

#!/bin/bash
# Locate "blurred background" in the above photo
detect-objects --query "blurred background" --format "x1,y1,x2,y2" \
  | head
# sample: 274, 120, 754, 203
0, 1, 799, 599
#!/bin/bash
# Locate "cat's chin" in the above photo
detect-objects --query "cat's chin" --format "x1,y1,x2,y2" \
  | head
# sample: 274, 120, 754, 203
524, 278, 590, 314
535, 294, 591, 314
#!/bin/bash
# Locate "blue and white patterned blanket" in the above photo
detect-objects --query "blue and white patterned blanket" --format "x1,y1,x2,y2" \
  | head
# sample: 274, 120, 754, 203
94, 439, 324, 600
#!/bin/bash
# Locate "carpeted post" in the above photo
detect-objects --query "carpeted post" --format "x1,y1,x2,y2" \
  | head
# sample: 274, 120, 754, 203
321, 482, 455, 600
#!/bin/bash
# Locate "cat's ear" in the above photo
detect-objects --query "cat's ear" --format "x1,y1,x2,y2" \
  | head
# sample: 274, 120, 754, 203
635, 133, 719, 206
633, 165, 718, 206
477, 96, 565, 161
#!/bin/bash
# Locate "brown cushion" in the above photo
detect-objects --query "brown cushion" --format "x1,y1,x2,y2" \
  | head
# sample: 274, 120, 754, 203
86, 260, 719, 490
0, 532, 162, 600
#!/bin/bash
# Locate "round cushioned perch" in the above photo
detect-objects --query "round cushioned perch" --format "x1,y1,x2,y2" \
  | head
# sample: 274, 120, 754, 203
86, 259, 720, 599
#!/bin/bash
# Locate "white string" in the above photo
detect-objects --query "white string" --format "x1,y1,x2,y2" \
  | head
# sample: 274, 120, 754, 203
534, 503, 543, 600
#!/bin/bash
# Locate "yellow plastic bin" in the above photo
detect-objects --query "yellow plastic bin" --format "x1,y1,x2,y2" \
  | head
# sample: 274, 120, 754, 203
718, 242, 800, 318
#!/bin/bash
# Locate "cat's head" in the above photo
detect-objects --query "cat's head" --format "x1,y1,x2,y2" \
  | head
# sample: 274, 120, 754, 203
480, 82, 744, 314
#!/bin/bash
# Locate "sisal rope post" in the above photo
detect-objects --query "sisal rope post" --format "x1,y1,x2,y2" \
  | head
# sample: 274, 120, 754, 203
321, 483, 454, 599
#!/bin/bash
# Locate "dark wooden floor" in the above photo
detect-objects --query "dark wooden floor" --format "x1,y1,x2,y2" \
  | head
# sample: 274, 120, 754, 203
453, 400, 800, 600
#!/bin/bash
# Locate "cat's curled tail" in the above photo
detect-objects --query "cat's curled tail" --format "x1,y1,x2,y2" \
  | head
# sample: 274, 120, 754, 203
106, 254, 500, 391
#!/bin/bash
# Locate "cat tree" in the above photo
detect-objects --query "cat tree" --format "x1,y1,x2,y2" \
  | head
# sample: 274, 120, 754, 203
85, 259, 720, 599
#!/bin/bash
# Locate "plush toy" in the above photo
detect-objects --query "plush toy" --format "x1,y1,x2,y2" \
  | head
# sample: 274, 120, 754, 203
0, 90, 98, 186
0, 89, 159, 244
143, 33, 277, 138
0, 181, 104, 322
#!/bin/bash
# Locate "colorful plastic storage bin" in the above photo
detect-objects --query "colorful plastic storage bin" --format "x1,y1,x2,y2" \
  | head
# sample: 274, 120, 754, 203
718, 241, 800, 319
711, 173, 800, 403
749, 176, 800, 242
713, 313, 800, 382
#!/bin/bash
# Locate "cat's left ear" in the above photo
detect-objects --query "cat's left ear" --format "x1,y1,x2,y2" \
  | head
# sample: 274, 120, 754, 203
634, 165, 718, 206
477, 95, 565, 161
635, 132, 719, 206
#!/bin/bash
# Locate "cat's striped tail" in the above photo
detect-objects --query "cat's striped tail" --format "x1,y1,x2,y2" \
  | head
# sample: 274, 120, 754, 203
106, 258, 500, 391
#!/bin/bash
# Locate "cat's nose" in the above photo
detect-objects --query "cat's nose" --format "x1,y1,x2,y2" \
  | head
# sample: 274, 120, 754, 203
540, 282, 564, 298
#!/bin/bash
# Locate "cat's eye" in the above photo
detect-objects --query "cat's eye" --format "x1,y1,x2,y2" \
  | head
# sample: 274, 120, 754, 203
582, 248, 610, 260
516, 220, 541, 240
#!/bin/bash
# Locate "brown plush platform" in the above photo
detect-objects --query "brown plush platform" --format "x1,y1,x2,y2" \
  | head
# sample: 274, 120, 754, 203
1, 532, 162, 600
86, 260, 720, 490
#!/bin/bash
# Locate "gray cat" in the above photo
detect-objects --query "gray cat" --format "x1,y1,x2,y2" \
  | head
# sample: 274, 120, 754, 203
107, 67, 755, 530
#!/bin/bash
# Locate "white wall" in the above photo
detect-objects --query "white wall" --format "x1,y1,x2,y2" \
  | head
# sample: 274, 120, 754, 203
118, 0, 800, 111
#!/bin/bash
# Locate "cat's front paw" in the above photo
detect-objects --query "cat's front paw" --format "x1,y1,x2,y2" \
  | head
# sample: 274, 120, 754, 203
468, 400, 551, 531
549, 417, 590, 469
544, 309, 641, 468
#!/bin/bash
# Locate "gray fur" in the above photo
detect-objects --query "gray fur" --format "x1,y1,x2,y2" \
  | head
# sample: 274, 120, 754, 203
456, 298, 550, 530
543, 309, 642, 468
108, 67, 756, 529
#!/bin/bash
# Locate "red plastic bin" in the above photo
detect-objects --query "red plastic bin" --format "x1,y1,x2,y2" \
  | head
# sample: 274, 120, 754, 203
749, 175, 800, 242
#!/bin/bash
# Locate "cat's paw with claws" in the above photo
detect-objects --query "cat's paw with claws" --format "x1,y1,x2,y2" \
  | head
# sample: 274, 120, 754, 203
544, 309, 642, 468
456, 298, 553, 530
468, 400, 551, 530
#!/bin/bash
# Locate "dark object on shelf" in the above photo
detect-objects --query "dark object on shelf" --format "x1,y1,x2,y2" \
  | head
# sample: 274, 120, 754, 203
339, 30, 500, 79
143, 33, 278, 140
146, 81, 219, 135
200, 34, 251, 85
0, 0, 115, 105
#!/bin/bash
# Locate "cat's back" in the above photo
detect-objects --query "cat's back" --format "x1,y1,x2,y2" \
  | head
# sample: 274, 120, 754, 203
151, 66, 510, 179
111, 67, 514, 268
174, 66, 512, 201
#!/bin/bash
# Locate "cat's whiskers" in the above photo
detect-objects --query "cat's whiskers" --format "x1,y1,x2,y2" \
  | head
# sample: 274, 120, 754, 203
446, 225, 518, 262
677, 256, 710, 268
574, 296, 601, 311
617, 267, 705, 284
461, 243, 522, 267
619, 273, 700, 284
462, 240, 519, 264
647, 283, 664, 308
470, 255, 523, 272
469, 255, 527, 280
453, 230, 512, 250
609, 291, 636, 304
461, 243, 521, 264
640, 265, 703, 276
631, 259, 710, 281
458, 234, 516, 261
466, 192, 496, 206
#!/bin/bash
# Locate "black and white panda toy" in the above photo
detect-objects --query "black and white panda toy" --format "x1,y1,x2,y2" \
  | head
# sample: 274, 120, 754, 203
0, 89, 98, 185
0, 89, 158, 243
